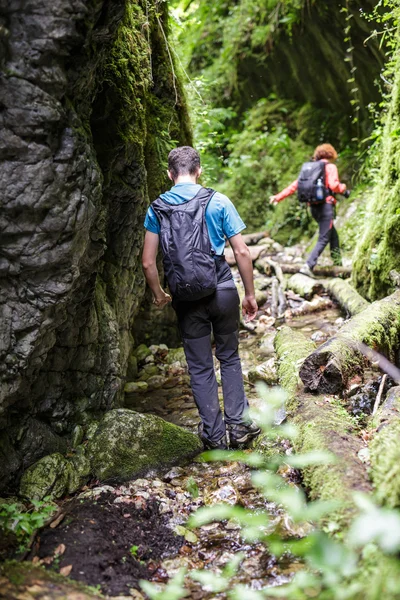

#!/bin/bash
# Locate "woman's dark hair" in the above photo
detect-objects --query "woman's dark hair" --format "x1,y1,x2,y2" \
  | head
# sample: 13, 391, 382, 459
168, 146, 201, 179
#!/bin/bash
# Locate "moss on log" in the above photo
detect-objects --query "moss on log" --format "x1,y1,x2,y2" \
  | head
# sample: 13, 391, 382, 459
299, 290, 400, 394
323, 278, 369, 316
274, 326, 316, 413
369, 386, 400, 508
287, 273, 324, 300
274, 327, 371, 525
279, 264, 351, 278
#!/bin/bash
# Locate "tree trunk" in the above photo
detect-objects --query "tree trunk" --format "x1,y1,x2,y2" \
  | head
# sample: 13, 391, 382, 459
278, 263, 351, 278
299, 290, 400, 394
323, 278, 369, 316
287, 273, 324, 300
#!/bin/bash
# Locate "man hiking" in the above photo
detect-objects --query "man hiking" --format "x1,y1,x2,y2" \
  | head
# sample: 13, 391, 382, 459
270, 143, 349, 277
142, 146, 260, 450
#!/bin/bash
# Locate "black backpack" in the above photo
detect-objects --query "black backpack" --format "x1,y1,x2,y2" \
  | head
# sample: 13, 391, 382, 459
297, 160, 327, 203
151, 187, 217, 302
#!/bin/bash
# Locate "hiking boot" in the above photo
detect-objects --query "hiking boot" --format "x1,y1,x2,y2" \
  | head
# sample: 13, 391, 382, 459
299, 264, 316, 278
227, 421, 261, 448
198, 423, 228, 450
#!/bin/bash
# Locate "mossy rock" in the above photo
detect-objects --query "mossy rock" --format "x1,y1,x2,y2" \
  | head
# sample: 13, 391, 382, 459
68, 446, 91, 494
134, 344, 152, 364
166, 347, 186, 365
19, 453, 73, 501
0, 560, 102, 599
86, 408, 202, 481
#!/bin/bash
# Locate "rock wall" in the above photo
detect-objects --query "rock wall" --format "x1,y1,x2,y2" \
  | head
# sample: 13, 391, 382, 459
0, 0, 191, 491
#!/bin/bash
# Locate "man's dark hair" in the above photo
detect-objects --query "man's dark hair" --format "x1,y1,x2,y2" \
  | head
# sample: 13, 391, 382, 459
168, 146, 201, 180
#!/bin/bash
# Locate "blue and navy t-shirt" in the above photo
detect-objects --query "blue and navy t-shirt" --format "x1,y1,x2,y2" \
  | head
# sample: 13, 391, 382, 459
144, 183, 246, 255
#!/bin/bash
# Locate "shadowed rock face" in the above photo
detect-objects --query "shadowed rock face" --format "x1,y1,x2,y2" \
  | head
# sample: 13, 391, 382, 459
0, 0, 190, 491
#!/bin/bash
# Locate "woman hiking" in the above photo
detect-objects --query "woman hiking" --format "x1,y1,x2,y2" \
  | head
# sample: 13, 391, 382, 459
270, 143, 349, 277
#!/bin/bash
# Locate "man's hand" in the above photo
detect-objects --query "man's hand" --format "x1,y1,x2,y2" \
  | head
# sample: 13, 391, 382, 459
269, 195, 278, 205
153, 290, 172, 308
242, 294, 258, 322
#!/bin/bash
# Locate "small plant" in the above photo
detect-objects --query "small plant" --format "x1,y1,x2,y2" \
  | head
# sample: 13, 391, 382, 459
129, 544, 139, 557
0, 497, 57, 551
185, 476, 199, 498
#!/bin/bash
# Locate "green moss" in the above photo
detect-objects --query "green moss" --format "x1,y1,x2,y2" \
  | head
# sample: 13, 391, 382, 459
273, 326, 316, 412
356, 546, 400, 600
353, 30, 400, 300
369, 393, 400, 508
292, 396, 368, 525
0, 560, 103, 598
274, 327, 371, 527
86, 408, 202, 481
19, 453, 73, 501
324, 278, 369, 316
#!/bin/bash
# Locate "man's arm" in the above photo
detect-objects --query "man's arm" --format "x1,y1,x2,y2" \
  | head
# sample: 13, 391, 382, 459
142, 231, 171, 308
229, 233, 258, 321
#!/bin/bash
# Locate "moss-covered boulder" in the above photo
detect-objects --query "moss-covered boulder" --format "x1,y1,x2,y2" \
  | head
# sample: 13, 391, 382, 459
86, 409, 202, 481
19, 453, 73, 500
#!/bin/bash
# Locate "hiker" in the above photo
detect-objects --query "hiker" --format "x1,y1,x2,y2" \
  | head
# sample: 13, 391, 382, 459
270, 143, 350, 277
142, 146, 261, 450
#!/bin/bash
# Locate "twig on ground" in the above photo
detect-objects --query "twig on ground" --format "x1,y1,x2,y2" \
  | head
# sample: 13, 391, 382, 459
372, 374, 388, 416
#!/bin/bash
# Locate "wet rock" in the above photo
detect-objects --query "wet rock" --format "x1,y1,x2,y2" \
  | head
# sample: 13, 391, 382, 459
166, 348, 186, 365
68, 446, 91, 494
135, 344, 152, 364
19, 453, 72, 500
85, 421, 99, 441
71, 425, 84, 448
137, 364, 160, 381
248, 358, 277, 385
164, 467, 185, 480
147, 375, 166, 391
124, 381, 149, 394
86, 409, 202, 480
203, 480, 242, 506
257, 332, 276, 358
126, 354, 138, 381
310, 330, 329, 343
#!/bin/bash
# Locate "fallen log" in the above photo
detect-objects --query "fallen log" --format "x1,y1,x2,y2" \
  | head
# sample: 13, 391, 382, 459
299, 290, 400, 395
287, 273, 324, 300
323, 278, 369, 316
286, 295, 333, 318
273, 326, 372, 525
369, 386, 400, 508
228, 230, 269, 246
279, 263, 351, 278
225, 244, 265, 266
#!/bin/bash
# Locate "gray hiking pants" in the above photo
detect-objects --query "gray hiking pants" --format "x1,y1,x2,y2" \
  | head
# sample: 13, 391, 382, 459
174, 279, 249, 443
307, 202, 341, 269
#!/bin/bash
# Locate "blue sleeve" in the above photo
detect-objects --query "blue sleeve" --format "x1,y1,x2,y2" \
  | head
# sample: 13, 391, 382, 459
220, 195, 246, 239
144, 206, 160, 234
